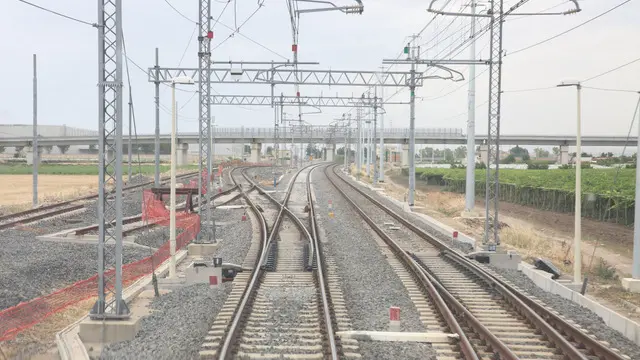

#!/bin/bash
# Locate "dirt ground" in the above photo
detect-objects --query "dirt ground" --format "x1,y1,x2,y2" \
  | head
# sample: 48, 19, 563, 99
376, 167, 640, 320
0, 175, 99, 209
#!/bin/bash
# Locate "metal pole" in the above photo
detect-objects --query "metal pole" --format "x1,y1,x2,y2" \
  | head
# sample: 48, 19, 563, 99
633, 97, 640, 278
170, 83, 177, 278
365, 119, 370, 177
464, 0, 477, 213
378, 78, 385, 182
408, 40, 417, 206
356, 107, 362, 178
128, 88, 132, 182
154, 48, 160, 187
574, 84, 582, 283
32, 54, 38, 208
373, 94, 378, 185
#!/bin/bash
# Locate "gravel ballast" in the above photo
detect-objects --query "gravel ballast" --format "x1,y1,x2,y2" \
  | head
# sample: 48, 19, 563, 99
0, 174, 204, 311
99, 283, 232, 360
312, 168, 436, 359
338, 168, 640, 358
0, 233, 149, 310
97, 192, 254, 359
491, 266, 640, 359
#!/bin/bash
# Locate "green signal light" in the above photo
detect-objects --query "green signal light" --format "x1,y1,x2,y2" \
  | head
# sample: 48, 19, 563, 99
403, 46, 409, 54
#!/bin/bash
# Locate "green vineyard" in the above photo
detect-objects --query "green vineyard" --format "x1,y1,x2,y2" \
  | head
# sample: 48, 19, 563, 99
405, 168, 636, 225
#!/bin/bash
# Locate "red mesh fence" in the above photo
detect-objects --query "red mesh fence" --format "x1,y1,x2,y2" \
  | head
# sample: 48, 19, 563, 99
0, 191, 201, 342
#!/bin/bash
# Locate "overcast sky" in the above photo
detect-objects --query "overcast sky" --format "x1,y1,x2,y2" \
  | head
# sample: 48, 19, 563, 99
1, 0, 639, 153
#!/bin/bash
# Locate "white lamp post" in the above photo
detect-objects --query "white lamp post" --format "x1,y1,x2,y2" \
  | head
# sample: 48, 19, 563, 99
170, 76, 194, 278
558, 80, 582, 284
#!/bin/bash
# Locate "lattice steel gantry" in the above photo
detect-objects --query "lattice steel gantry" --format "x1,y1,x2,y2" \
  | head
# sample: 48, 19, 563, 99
197, 0, 213, 243
91, 0, 128, 319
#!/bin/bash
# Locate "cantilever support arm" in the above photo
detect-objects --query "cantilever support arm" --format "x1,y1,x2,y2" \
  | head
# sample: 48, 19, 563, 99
427, 0, 580, 17
422, 65, 465, 82
296, 0, 363, 14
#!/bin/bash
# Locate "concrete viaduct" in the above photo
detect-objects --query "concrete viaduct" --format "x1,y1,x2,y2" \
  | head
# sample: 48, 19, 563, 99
0, 127, 634, 164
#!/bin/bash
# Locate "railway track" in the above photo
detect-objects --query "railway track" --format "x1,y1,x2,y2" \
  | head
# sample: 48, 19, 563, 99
325, 164, 630, 360
0, 172, 199, 230
200, 164, 338, 359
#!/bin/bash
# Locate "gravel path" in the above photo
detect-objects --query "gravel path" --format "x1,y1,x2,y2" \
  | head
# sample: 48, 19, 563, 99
99, 283, 232, 360
491, 266, 640, 359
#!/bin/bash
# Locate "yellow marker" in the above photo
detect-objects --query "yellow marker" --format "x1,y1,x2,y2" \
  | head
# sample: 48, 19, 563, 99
328, 212, 334, 218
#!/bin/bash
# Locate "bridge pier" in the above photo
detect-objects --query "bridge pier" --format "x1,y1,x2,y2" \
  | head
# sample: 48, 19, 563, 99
326, 144, 335, 162
401, 144, 409, 167
106, 148, 115, 164
177, 143, 189, 166
560, 145, 570, 165
26, 147, 40, 166
479, 145, 488, 165
250, 142, 261, 163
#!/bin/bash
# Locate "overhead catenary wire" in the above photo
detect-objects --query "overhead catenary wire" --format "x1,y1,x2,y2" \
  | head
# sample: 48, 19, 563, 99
162, 0, 197, 23
15, 0, 97, 27
212, 1, 265, 52
507, 0, 633, 56
582, 56, 640, 83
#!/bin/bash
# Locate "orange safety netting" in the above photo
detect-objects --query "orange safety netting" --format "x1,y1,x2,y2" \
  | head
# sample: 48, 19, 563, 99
0, 191, 200, 342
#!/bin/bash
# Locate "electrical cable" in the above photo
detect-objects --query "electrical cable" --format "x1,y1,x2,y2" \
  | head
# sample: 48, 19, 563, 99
15, 0, 97, 27
177, 24, 199, 67
582, 86, 640, 94
212, 1, 265, 52
507, 0, 633, 56
216, 20, 289, 60
162, 0, 197, 23
582, 56, 640, 83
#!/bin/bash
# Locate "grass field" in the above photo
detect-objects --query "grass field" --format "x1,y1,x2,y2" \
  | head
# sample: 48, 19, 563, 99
0, 164, 199, 176
415, 167, 636, 198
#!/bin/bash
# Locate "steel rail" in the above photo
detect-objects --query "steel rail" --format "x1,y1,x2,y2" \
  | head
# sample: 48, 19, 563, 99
240, 168, 315, 270
0, 171, 198, 226
307, 165, 340, 360
330, 165, 622, 360
71, 184, 241, 235
241, 164, 337, 358
218, 165, 310, 359
0, 204, 86, 230
323, 165, 481, 360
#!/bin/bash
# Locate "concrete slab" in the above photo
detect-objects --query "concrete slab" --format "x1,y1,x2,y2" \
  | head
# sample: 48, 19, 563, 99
460, 210, 483, 219
37, 234, 152, 250
279, 229, 300, 242
622, 278, 640, 293
185, 262, 223, 288
78, 317, 141, 344
336, 331, 458, 344
187, 243, 218, 256
467, 250, 521, 270
216, 205, 247, 210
